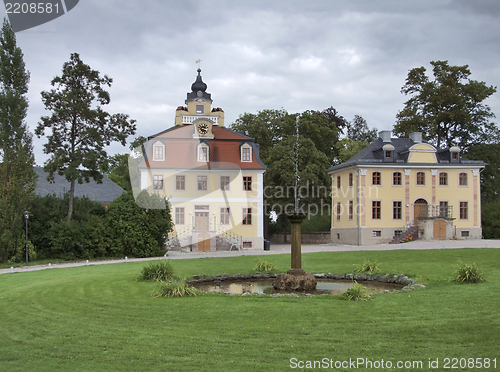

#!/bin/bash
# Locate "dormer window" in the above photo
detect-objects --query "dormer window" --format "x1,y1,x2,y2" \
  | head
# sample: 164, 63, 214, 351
198, 143, 209, 162
450, 146, 460, 163
241, 144, 252, 162
153, 142, 165, 161
382, 144, 394, 162
196, 104, 204, 114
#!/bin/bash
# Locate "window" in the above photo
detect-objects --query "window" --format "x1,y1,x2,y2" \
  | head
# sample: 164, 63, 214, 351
196, 104, 204, 114
220, 207, 230, 225
393, 201, 402, 220
241, 147, 251, 162
242, 241, 253, 248
336, 202, 341, 221
372, 172, 381, 185
393, 172, 402, 186
220, 176, 230, 191
242, 208, 252, 225
460, 202, 468, 220
198, 145, 208, 162
439, 201, 449, 217
461, 231, 470, 237
416, 171, 425, 185
385, 150, 392, 158
175, 207, 185, 225
349, 173, 353, 187
372, 231, 382, 237
243, 176, 252, 191
176, 175, 185, 190
153, 175, 163, 190
197, 175, 207, 190
154, 145, 164, 161
348, 200, 353, 220
337, 176, 341, 189
459, 172, 468, 186
452, 152, 459, 160
439, 172, 448, 186
372, 201, 381, 219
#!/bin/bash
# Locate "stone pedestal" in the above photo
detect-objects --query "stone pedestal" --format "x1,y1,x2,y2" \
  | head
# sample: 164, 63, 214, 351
272, 211, 317, 291
287, 212, 307, 276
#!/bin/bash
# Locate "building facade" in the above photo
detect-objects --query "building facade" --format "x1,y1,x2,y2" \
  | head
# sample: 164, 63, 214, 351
328, 131, 486, 245
138, 69, 266, 251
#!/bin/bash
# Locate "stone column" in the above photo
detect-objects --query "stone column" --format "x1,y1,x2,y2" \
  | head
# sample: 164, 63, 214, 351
287, 212, 307, 276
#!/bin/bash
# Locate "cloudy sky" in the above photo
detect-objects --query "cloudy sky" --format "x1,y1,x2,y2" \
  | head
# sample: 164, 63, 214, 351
7, 0, 500, 165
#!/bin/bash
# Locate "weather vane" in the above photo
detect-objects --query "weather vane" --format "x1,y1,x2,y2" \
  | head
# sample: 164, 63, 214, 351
196, 59, 202, 69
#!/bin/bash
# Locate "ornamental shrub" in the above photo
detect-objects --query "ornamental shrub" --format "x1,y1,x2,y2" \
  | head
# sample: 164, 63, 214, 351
453, 260, 485, 283
153, 280, 197, 298
141, 261, 175, 281
341, 282, 371, 301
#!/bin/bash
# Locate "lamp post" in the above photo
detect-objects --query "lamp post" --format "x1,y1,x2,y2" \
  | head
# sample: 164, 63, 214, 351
23, 210, 29, 264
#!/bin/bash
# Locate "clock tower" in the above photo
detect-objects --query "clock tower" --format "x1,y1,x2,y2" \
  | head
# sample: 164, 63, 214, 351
174, 68, 225, 127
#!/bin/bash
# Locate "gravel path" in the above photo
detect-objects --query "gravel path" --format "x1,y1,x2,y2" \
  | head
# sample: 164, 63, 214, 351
1, 239, 498, 275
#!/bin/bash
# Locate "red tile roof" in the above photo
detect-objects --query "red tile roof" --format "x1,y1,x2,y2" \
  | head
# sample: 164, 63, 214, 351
141, 125, 266, 170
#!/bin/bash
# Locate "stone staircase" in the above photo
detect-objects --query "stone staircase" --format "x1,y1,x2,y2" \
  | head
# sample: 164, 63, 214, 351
390, 220, 419, 244
166, 224, 242, 251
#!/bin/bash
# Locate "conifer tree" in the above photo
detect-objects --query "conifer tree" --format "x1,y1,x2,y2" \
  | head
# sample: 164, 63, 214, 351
0, 18, 36, 262
36, 53, 136, 221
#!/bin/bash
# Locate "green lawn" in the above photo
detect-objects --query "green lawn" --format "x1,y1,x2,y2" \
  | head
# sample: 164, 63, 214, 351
0, 249, 499, 371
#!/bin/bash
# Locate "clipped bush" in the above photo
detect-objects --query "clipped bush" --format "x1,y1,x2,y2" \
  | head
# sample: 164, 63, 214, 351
141, 261, 175, 281
154, 280, 197, 298
107, 191, 173, 258
341, 282, 371, 301
453, 260, 485, 283
354, 259, 380, 273
254, 259, 276, 272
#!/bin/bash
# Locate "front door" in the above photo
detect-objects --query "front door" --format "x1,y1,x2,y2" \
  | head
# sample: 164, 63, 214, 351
198, 233, 211, 252
195, 212, 209, 231
194, 205, 210, 231
414, 199, 428, 222
433, 219, 447, 239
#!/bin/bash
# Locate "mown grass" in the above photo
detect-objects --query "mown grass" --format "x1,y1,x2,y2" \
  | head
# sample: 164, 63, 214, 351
0, 248, 499, 371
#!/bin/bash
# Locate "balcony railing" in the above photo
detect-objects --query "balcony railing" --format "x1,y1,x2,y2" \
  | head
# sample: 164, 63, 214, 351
181, 115, 219, 125
416, 205, 453, 219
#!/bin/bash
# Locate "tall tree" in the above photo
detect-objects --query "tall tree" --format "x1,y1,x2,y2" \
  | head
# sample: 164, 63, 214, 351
36, 53, 136, 221
347, 115, 377, 143
394, 60, 498, 150
0, 18, 36, 262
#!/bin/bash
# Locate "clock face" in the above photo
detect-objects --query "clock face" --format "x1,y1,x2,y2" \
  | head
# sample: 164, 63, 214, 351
197, 90, 203, 97
198, 123, 209, 135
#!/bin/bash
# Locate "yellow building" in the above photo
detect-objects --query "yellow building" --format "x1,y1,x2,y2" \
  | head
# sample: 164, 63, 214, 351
328, 131, 486, 245
138, 69, 266, 251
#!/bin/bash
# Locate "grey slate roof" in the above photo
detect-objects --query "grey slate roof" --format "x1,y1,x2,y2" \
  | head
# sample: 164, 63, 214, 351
328, 138, 486, 172
34, 166, 125, 205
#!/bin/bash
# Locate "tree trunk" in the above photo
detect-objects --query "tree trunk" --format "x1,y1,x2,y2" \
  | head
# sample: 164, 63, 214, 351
67, 178, 75, 221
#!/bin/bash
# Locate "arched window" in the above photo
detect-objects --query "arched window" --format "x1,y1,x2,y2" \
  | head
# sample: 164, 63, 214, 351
459, 172, 468, 186
372, 171, 381, 185
439, 172, 448, 186
393, 172, 402, 186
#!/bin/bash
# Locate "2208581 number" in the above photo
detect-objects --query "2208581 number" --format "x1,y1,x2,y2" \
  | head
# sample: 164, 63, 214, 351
5, 2, 60, 14
443, 358, 497, 369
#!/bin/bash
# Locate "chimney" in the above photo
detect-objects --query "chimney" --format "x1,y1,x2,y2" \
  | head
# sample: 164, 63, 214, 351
378, 130, 391, 143
409, 132, 422, 143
